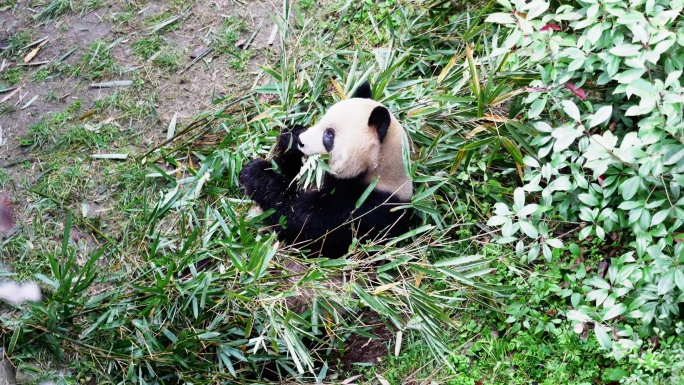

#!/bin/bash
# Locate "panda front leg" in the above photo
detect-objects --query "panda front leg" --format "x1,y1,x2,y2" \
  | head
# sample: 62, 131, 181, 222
239, 159, 292, 210
275, 190, 357, 258
239, 125, 306, 208
272, 124, 306, 180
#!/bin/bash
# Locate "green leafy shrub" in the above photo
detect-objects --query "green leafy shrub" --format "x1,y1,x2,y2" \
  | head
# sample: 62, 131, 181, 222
483, 0, 684, 356
620, 337, 684, 384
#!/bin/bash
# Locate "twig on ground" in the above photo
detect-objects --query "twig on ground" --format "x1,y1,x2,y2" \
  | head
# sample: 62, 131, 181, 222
177, 47, 213, 75
90, 80, 134, 88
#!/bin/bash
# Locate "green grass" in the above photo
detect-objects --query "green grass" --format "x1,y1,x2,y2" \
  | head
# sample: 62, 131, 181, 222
226, 49, 252, 71
31, 67, 51, 82
367, 327, 606, 385
151, 49, 182, 71
0, 30, 32, 59
144, 11, 182, 32
0, 0, 17, 9
20, 121, 55, 148
132, 35, 163, 60
0, 169, 9, 186
131, 36, 182, 71
1, 67, 22, 85
93, 90, 158, 122
71, 40, 117, 80
38, 0, 103, 20
0, 104, 15, 117
213, 17, 246, 53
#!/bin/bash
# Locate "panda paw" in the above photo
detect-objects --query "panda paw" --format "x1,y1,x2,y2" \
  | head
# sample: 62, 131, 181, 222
276, 125, 305, 154
239, 159, 272, 196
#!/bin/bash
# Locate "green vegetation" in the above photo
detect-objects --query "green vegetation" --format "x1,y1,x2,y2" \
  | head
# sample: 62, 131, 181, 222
132, 36, 164, 60
0, 67, 21, 85
2, 0, 684, 384
71, 40, 117, 80
37, 0, 103, 20
0, 30, 32, 59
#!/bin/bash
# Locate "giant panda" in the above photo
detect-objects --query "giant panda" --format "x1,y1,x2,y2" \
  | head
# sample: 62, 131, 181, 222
239, 81, 413, 258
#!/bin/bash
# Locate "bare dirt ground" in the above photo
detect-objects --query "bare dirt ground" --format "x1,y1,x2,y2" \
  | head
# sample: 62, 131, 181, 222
0, 0, 284, 257
1, 0, 281, 163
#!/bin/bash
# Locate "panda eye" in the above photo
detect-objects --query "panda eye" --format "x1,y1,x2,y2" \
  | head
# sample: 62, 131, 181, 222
323, 128, 335, 152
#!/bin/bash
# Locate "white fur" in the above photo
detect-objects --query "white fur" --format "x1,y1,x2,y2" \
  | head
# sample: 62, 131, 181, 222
298, 98, 412, 201
0, 281, 42, 304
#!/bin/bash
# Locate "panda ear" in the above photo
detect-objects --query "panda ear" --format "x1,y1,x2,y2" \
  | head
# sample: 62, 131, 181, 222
369, 106, 391, 142
353, 81, 373, 100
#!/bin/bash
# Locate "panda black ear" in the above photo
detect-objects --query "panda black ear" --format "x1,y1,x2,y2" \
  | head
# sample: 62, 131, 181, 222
353, 81, 373, 100
369, 106, 391, 142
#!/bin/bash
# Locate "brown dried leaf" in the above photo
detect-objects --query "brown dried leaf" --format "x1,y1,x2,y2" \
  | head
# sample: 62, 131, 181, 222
190, 46, 207, 59
0, 196, 14, 234
341, 374, 363, 385
23, 39, 48, 63
580, 327, 589, 340
570, 257, 582, 270
0, 86, 20, 103
598, 259, 610, 279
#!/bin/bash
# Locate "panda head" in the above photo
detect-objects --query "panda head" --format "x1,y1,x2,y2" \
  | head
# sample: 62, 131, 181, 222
298, 82, 412, 201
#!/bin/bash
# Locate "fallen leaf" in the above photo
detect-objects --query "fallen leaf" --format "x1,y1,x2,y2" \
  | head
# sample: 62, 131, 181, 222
376, 374, 390, 385
21, 95, 38, 110
0, 196, 14, 234
0, 86, 21, 103
570, 257, 582, 270
341, 375, 363, 385
598, 259, 610, 278
598, 175, 605, 186
90, 80, 133, 88
23, 39, 49, 63
541, 23, 561, 31
565, 83, 587, 101
79, 110, 96, 120
190, 46, 207, 58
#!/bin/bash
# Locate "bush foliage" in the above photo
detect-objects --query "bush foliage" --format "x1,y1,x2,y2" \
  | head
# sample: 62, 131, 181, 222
484, 0, 684, 356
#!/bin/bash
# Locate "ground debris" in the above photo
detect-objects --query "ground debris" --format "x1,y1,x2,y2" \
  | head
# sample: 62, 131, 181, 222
89, 80, 134, 88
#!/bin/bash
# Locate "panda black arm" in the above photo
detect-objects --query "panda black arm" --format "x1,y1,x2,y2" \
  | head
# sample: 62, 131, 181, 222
272, 179, 412, 257
271, 186, 358, 257
239, 159, 293, 210
272, 125, 306, 180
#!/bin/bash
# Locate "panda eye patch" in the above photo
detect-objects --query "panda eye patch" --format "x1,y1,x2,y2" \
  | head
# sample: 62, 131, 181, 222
323, 128, 335, 152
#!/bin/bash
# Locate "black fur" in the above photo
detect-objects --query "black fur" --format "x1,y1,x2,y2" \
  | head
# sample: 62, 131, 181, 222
353, 81, 373, 99
239, 128, 413, 258
369, 106, 390, 142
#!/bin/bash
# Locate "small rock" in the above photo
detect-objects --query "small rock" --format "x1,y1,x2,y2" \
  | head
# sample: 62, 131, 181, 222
190, 46, 207, 59
14, 362, 40, 384
0, 349, 16, 385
